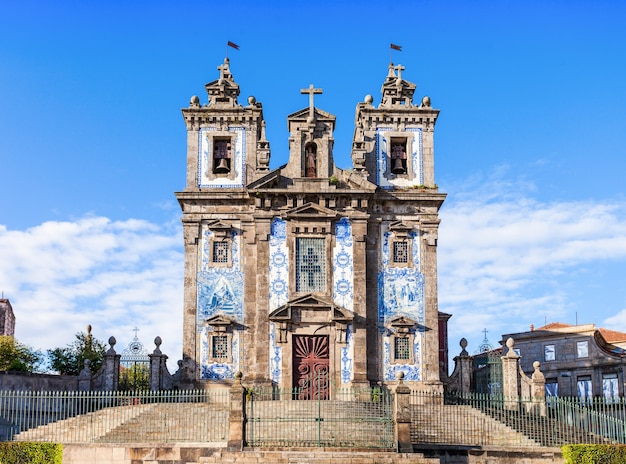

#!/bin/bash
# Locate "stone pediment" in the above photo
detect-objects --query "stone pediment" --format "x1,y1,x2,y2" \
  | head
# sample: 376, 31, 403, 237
269, 294, 354, 325
288, 107, 335, 121
389, 221, 415, 237
389, 315, 417, 328
206, 314, 234, 327
285, 203, 339, 219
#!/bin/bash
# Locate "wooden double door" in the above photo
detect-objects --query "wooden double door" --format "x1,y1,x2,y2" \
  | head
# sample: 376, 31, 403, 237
292, 335, 329, 400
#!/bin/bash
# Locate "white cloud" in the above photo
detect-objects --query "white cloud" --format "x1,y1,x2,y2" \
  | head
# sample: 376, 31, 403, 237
440, 177, 626, 358
0, 216, 183, 371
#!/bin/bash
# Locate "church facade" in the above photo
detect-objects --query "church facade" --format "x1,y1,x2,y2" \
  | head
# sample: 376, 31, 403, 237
176, 58, 446, 395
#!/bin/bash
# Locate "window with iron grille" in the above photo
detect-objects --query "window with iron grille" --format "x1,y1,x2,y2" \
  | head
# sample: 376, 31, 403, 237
296, 238, 326, 292
394, 337, 410, 361
212, 241, 229, 263
212, 335, 229, 359
393, 241, 409, 264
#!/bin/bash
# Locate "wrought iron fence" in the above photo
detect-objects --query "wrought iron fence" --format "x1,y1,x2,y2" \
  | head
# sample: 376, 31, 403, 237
245, 384, 394, 449
0, 389, 230, 443
410, 391, 626, 448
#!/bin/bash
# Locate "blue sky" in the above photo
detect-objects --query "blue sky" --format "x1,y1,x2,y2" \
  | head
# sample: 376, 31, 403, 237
1, 1, 626, 371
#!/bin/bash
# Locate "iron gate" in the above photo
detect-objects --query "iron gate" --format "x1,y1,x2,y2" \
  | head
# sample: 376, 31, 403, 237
244, 385, 394, 449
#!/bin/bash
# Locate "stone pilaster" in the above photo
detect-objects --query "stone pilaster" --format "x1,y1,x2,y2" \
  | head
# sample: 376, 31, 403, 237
394, 373, 413, 453
228, 372, 245, 451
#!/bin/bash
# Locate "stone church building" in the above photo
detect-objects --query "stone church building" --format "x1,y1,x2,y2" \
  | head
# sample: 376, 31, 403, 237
176, 57, 446, 396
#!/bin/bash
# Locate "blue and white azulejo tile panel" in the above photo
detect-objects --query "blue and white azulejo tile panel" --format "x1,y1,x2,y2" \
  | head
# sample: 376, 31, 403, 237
268, 218, 288, 382
269, 218, 289, 311
333, 217, 353, 311
375, 128, 423, 189
196, 225, 244, 380
197, 126, 246, 188
378, 225, 425, 381
333, 217, 354, 383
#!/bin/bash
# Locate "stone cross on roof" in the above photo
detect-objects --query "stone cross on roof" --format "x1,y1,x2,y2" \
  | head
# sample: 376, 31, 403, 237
394, 64, 405, 81
300, 84, 323, 119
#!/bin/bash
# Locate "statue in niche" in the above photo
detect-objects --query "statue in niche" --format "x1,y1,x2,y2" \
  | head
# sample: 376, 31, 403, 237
305, 143, 317, 177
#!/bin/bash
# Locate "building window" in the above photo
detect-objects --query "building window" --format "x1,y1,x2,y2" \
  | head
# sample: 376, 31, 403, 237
212, 241, 229, 263
603, 373, 619, 403
544, 344, 555, 362
577, 375, 593, 403
545, 380, 558, 397
393, 241, 409, 264
212, 335, 229, 359
296, 238, 326, 293
394, 337, 410, 361
577, 341, 589, 358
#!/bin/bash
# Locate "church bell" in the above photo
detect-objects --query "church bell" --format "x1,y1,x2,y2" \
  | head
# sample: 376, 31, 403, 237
214, 158, 230, 174
391, 157, 405, 174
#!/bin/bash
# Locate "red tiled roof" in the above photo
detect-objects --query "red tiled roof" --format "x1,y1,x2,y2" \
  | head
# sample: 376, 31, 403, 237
599, 328, 626, 343
535, 322, 572, 331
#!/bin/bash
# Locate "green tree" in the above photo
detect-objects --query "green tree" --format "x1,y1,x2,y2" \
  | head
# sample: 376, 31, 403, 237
47, 326, 107, 375
0, 336, 42, 372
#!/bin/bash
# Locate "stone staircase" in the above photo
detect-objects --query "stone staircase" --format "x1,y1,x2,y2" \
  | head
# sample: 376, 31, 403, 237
246, 399, 394, 448
411, 403, 541, 447
15, 402, 229, 444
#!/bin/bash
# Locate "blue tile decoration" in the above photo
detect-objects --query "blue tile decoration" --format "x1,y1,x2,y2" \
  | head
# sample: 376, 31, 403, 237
378, 227, 424, 381
341, 325, 354, 384
196, 225, 244, 380
269, 323, 281, 384
333, 218, 354, 311
375, 128, 423, 189
333, 218, 354, 384
268, 218, 288, 383
197, 127, 246, 188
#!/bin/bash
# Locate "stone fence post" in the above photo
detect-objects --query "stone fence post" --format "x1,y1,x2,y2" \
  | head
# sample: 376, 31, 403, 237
445, 338, 473, 394
101, 337, 121, 391
531, 361, 547, 417
501, 338, 520, 411
394, 372, 412, 453
228, 371, 245, 451
149, 336, 168, 391
77, 359, 92, 391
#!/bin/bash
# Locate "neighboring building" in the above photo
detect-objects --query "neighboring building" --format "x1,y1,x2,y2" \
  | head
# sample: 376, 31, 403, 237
175, 57, 447, 394
501, 323, 626, 401
0, 299, 15, 336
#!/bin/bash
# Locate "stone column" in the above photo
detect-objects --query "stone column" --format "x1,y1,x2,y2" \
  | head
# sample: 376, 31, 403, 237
394, 373, 413, 453
501, 338, 520, 410
228, 372, 245, 451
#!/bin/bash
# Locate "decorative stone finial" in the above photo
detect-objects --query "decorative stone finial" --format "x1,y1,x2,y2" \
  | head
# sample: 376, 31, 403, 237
87, 324, 92, 335
459, 337, 469, 356
108, 336, 116, 347
364, 94, 373, 105
247, 96, 256, 106
235, 371, 243, 385
505, 337, 518, 358
421, 96, 431, 108
397, 371, 405, 384
154, 336, 162, 348
190, 95, 200, 107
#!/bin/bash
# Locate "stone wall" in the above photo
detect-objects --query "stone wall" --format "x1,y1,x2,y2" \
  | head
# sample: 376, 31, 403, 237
61, 445, 564, 464
0, 371, 78, 391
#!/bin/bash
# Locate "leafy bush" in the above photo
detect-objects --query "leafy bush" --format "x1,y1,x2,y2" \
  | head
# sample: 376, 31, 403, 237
562, 444, 626, 464
0, 442, 62, 464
